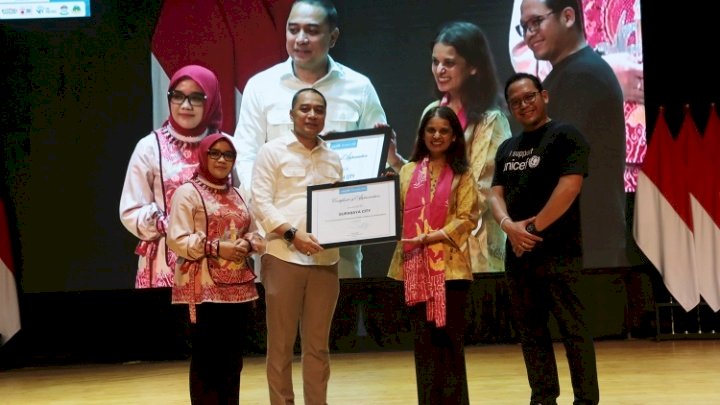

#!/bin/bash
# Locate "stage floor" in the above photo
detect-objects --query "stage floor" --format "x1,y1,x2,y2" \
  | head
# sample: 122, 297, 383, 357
1, 339, 719, 404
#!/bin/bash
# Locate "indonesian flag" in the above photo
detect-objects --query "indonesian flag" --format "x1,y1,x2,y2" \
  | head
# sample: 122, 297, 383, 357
0, 198, 21, 346
689, 105, 720, 311
634, 108, 699, 311
150, 1, 291, 134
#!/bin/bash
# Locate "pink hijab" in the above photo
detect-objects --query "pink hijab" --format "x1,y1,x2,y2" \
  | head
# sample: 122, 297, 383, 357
196, 133, 236, 186
167, 65, 222, 137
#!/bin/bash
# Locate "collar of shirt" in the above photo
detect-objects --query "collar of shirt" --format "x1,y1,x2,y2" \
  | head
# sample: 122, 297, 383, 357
280, 55, 344, 85
280, 132, 331, 152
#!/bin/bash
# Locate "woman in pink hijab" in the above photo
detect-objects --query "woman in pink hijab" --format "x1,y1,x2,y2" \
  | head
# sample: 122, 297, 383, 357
167, 133, 264, 404
120, 65, 223, 288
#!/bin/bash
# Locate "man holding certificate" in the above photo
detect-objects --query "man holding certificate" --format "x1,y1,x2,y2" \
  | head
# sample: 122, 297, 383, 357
251, 88, 343, 405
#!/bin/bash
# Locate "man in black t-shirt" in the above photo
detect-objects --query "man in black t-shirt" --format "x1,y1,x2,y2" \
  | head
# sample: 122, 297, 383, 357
491, 72, 598, 405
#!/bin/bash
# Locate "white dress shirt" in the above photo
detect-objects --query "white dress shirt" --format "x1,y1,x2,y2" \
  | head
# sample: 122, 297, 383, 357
233, 56, 387, 193
251, 133, 343, 266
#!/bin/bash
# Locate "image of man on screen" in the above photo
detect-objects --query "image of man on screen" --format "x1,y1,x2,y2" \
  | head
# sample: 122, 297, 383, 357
232, 0, 389, 279
508, 0, 645, 192
514, 0, 628, 269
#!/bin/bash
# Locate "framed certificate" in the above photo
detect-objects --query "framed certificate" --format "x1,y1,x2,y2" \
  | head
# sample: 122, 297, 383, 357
307, 176, 401, 248
321, 126, 392, 181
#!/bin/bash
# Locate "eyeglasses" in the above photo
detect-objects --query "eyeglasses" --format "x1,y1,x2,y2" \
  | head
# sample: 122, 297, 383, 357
515, 11, 555, 36
168, 90, 207, 106
208, 149, 237, 161
509, 91, 540, 109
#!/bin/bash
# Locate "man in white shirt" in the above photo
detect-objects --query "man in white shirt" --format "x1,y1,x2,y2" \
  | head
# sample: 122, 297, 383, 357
251, 88, 342, 405
233, 0, 387, 279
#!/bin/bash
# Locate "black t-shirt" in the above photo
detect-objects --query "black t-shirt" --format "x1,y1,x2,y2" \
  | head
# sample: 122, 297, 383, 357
544, 46, 627, 268
493, 120, 589, 269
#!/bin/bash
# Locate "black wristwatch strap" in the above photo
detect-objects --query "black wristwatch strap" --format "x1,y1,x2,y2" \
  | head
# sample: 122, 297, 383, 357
283, 227, 297, 242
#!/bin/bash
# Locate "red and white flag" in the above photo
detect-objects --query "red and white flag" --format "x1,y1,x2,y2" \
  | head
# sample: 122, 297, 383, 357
0, 198, 20, 346
688, 105, 720, 311
634, 108, 699, 311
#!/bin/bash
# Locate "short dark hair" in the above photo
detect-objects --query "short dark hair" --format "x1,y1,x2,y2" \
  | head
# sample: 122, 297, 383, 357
291, 88, 327, 108
504, 72, 543, 102
409, 106, 469, 175
546, 0, 585, 36
292, 0, 338, 30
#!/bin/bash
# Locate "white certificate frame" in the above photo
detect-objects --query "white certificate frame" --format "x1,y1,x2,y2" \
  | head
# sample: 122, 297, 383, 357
321, 126, 392, 181
307, 176, 400, 248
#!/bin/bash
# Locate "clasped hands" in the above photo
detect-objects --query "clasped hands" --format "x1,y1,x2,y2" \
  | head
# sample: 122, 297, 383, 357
218, 233, 266, 262
505, 217, 543, 257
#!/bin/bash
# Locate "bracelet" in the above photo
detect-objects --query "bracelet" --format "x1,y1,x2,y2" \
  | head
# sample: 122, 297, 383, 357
499, 216, 511, 229
420, 233, 428, 244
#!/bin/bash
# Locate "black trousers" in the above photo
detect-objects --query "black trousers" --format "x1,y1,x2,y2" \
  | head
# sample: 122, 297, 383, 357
410, 280, 471, 405
505, 266, 599, 405
189, 302, 251, 405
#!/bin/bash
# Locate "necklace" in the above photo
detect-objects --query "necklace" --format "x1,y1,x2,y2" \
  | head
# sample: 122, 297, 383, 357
163, 124, 206, 146
192, 176, 229, 194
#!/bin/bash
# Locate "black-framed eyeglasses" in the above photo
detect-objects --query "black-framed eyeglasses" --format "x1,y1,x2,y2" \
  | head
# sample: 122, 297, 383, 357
167, 90, 207, 106
208, 149, 237, 161
509, 92, 540, 110
515, 11, 555, 36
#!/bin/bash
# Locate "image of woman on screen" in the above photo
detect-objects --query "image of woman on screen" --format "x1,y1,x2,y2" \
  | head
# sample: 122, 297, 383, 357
166, 132, 264, 404
387, 106, 479, 405
389, 21, 511, 273
119, 64, 223, 288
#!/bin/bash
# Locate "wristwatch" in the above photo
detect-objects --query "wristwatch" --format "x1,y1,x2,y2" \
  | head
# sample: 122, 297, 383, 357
526, 223, 539, 235
283, 227, 298, 243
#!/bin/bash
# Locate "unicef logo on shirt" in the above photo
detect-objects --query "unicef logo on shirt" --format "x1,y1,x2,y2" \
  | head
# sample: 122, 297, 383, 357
528, 155, 540, 168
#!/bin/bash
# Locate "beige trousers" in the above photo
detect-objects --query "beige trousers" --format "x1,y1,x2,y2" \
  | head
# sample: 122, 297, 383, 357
261, 255, 339, 405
